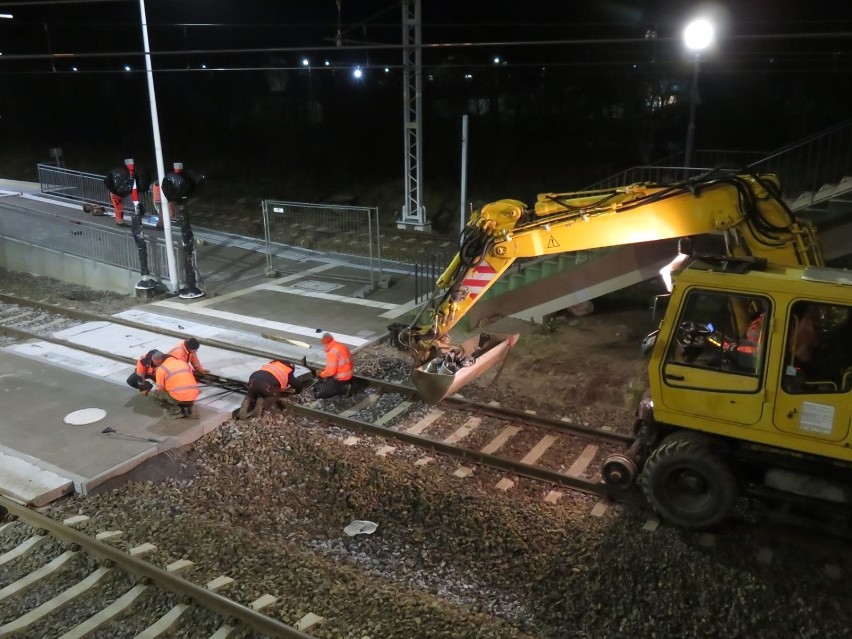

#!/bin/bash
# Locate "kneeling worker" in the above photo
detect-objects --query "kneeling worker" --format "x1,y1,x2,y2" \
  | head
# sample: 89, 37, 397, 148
127, 349, 164, 394
152, 354, 200, 418
169, 337, 209, 375
238, 359, 306, 419
314, 333, 353, 399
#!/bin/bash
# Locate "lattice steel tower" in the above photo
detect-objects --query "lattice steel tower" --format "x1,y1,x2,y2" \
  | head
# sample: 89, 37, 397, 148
397, 0, 430, 231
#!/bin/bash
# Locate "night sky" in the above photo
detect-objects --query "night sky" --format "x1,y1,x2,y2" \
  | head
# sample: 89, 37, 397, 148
1, 1, 851, 230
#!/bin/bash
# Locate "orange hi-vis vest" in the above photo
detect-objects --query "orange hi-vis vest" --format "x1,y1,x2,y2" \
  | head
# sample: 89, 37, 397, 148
135, 355, 157, 378
155, 357, 200, 402
170, 342, 203, 372
320, 339, 353, 381
261, 360, 293, 389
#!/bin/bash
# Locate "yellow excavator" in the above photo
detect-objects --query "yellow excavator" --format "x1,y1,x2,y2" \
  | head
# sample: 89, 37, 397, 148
400, 169, 852, 527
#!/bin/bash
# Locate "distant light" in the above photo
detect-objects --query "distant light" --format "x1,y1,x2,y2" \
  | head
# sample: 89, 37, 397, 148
633, 64, 638, 69
124, 65, 131, 71
384, 67, 389, 73
324, 60, 330, 66
71, 66, 78, 72
302, 58, 309, 67
0, 13, 13, 19
201, 64, 206, 69
464, 73, 473, 80
493, 56, 500, 64
683, 18, 714, 52
353, 67, 363, 79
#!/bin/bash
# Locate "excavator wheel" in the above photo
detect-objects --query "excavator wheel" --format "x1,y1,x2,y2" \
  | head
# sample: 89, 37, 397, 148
639, 430, 738, 529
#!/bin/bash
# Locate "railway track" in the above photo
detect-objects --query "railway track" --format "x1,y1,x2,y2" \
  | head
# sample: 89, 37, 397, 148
0, 495, 311, 638
2, 292, 848, 541
0, 292, 637, 507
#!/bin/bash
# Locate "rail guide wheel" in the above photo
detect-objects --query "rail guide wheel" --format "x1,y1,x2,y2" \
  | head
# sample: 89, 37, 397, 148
639, 430, 738, 529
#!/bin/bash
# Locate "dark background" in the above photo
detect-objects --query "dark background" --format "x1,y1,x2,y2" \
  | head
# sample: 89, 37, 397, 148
1, 0, 851, 232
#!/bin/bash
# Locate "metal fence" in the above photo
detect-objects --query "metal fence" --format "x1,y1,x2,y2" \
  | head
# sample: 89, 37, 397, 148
587, 119, 852, 201
38, 163, 158, 215
0, 199, 175, 279
262, 200, 382, 286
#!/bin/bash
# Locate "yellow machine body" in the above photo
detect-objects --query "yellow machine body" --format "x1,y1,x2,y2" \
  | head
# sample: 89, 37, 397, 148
649, 263, 852, 463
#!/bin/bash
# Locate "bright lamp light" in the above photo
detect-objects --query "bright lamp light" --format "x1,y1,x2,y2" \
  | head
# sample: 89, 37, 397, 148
683, 18, 714, 52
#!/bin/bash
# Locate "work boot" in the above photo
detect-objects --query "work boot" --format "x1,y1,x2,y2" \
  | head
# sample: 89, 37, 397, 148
248, 397, 267, 418
183, 405, 200, 419
238, 397, 252, 420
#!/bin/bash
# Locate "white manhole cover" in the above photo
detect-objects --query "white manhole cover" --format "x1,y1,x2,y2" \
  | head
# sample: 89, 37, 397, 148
63, 408, 107, 425
293, 280, 343, 293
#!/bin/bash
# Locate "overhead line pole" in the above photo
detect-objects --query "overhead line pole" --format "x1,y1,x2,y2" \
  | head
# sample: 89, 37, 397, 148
138, 0, 179, 293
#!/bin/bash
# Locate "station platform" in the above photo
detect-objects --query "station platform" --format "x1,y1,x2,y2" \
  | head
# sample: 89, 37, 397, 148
0, 181, 430, 506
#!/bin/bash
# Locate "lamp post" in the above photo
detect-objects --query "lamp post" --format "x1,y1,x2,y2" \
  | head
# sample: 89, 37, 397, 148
683, 18, 714, 168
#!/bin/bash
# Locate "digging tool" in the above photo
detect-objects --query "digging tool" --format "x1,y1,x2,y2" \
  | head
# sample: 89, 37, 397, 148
101, 427, 161, 443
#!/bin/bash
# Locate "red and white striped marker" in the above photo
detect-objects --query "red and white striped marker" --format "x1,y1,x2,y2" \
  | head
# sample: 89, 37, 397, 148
462, 263, 497, 299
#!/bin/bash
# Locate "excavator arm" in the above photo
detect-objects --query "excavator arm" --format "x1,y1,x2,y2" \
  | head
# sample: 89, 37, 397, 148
403, 171, 823, 364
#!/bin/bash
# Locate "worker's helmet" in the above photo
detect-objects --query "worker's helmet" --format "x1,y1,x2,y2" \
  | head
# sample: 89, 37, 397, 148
185, 338, 200, 351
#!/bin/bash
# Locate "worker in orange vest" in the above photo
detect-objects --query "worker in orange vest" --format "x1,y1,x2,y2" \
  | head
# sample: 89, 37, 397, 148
314, 333, 353, 399
238, 359, 305, 419
110, 192, 127, 226
169, 337, 209, 375
126, 349, 165, 394
151, 181, 163, 230
152, 354, 200, 418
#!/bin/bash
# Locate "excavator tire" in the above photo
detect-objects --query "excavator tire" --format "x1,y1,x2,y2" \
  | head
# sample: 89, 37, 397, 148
639, 430, 738, 529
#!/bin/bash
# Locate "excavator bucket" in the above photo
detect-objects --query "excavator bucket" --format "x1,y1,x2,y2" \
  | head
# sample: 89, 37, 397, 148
411, 332, 519, 404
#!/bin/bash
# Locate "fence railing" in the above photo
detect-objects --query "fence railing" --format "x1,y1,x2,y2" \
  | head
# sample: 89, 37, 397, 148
0, 199, 175, 279
586, 119, 852, 201
38, 164, 158, 221
262, 200, 382, 286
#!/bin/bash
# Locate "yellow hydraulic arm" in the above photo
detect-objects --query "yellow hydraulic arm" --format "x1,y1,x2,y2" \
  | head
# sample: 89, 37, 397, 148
408, 171, 823, 358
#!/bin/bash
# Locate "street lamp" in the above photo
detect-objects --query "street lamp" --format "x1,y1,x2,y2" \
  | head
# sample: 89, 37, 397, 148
683, 18, 714, 168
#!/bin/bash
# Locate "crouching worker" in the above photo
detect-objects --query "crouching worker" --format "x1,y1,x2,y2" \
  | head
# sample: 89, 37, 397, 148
238, 359, 306, 419
169, 337, 209, 375
313, 333, 353, 399
127, 349, 164, 394
151, 354, 200, 419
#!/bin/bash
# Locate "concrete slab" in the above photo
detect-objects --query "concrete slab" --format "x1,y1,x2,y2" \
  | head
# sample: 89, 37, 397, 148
0, 346, 240, 501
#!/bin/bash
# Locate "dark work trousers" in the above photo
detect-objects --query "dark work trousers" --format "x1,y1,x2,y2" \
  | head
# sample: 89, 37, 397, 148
245, 370, 283, 409
127, 372, 154, 390
313, 377, 351, 399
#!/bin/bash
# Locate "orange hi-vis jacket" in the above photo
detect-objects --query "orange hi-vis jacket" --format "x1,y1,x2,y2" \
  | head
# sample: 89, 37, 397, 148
135, 354, 157, 378
319, 339, 353, 381
261, 360, 294, 389
170, 342, 204, 372
155, 357, 200, 402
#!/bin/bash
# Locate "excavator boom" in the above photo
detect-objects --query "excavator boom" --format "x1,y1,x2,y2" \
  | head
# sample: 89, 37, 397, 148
403, 170, 824, 403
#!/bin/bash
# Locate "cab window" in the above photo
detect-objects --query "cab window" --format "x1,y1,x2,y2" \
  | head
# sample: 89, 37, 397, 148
782, 301, 852, 394
666, 290, 769, 376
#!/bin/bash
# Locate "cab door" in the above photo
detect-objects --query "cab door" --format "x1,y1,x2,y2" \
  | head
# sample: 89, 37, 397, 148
772, 300, 852, 443
657, 290, 768, 427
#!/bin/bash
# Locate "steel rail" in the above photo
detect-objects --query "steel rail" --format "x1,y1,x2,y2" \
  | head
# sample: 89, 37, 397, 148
0, 295, 633, 500
0, 495, 313, 638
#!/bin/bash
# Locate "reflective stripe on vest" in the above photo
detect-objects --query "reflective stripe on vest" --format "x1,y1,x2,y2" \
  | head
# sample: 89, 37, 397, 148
159, 359, 199, 402
261, 361, 293, 388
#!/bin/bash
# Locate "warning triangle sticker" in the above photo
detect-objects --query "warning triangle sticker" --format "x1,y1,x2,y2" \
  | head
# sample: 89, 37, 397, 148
547, 236, 560, 248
